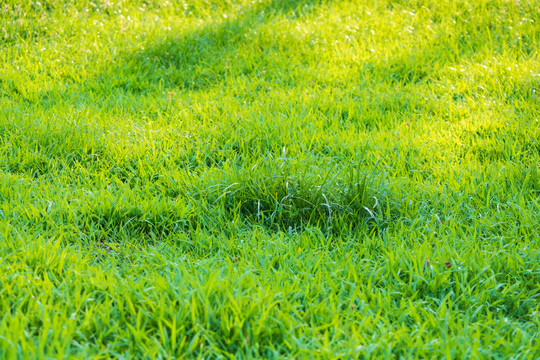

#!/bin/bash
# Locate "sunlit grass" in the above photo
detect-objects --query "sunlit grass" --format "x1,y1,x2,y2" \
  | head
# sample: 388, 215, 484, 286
0, 0, 539, 358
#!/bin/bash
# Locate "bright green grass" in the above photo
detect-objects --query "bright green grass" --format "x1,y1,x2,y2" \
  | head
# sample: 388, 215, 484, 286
1, 0, 539, 358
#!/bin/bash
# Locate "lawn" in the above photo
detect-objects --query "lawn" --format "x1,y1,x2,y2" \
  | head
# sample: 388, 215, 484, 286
0, 0, 539, 358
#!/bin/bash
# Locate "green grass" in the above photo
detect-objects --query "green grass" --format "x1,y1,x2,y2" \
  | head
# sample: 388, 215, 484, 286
1, 0, 539, 358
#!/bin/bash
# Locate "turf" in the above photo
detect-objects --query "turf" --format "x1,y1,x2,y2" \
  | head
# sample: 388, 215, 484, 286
0, 0, 539, 358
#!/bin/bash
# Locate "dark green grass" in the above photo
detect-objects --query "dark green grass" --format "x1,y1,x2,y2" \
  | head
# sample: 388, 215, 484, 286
0, 0, 539, 358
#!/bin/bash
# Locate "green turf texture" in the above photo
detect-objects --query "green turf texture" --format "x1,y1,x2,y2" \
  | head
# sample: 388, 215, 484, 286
1, 0, 539, 358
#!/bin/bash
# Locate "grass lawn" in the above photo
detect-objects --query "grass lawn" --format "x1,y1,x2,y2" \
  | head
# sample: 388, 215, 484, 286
1, 0, 539, 358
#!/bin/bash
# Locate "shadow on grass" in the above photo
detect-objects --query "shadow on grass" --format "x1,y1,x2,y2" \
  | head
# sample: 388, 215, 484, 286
91, 0, 326, 94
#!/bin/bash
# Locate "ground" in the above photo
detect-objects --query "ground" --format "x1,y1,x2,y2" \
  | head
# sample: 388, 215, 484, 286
0, 0, 539, 358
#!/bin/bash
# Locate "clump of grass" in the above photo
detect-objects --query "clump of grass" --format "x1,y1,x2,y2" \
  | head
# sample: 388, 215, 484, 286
207, 155, 384, 233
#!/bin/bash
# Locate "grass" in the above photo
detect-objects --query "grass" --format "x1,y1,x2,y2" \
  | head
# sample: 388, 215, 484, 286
0, 0, 539, 358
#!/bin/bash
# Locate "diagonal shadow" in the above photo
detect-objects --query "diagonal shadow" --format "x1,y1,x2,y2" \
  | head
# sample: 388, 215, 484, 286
92, 0, 326, 94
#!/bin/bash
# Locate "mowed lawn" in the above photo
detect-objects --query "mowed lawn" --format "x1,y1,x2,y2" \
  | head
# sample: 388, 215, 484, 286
1, 0, 539, 358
